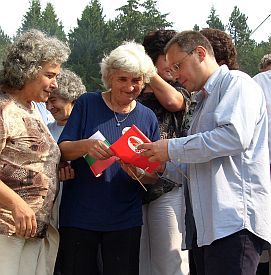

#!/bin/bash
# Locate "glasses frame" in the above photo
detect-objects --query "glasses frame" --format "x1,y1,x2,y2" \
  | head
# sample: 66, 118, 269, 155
169, 48, 196, 75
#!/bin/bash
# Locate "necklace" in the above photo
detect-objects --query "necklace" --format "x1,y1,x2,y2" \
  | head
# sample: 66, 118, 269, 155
108, 91, 133, 127
114, 110, 131, 127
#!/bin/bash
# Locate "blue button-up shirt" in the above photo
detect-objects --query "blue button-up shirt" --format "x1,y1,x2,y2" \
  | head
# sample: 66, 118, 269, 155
165, 65, 271, 247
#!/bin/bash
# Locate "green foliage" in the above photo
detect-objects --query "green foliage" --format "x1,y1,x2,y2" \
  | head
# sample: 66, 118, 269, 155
40, 3, 67, 41
227, 6, 251, 48
193, 24, 200, 31
114, 0, 172, 43
0, 27, 11, 67
18, 0, 66, 42
206, 6, 224, 30
18, 0, 43, 34
67, 0, 108, 91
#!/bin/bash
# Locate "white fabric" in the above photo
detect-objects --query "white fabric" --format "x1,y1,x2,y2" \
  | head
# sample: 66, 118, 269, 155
0, 225, 59, 275
253, 70, 271, 162
0, 234, 43, 275
47, 121, 65, 142
139, 187, 189, 275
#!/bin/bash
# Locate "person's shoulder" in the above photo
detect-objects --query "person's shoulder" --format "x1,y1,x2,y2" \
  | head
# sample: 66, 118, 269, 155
76, 91, 103, 106
253, 70, 271, 81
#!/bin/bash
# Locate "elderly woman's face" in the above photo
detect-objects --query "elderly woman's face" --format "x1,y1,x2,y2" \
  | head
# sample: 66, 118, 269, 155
46, 95, 73, 126
23, 62, 61, 103
110, 70, 144, 103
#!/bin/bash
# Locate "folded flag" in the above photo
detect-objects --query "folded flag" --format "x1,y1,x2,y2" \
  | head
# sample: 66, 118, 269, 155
110, 124, 160, 173
84, 130, 116, 177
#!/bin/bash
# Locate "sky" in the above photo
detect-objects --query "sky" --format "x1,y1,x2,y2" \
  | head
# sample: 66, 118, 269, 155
0, 0, 270, 43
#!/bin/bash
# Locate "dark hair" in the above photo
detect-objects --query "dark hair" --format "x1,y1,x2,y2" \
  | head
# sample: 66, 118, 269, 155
143, 29, 177, 64
200, 28, 239, 70
165, 30, 215, 56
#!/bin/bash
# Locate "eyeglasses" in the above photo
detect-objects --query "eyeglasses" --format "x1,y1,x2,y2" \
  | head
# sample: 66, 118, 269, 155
169, 48, 196, 75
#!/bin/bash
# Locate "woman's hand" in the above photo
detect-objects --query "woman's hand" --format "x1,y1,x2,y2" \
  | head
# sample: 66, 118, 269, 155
11, 198, 37, 238
59, 161, 75, 181
120, 161, 140, 179
87, 139, 114, 160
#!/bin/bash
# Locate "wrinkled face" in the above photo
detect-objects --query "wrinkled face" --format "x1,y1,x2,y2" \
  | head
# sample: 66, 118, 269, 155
23, 62, 61, 102
46, 95, 74, 126
166, 43, 204, 93
110, 70, 145, 104
155, 54, 172, 81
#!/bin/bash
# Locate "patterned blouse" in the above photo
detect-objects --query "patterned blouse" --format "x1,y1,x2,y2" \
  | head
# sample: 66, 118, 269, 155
0, 93, 60, 238
137, 81, 191, 203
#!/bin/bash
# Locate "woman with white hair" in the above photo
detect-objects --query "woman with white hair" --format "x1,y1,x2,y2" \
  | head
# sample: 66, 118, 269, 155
57, 41, 160, 275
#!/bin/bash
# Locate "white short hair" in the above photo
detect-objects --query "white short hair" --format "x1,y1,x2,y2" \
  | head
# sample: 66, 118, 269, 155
100, 41, 156, 89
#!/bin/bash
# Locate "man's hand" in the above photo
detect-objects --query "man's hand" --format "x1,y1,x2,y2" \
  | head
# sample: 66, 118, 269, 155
138, 139, 170, 162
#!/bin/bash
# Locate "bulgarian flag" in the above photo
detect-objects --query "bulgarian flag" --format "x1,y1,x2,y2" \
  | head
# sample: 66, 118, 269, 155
110, 124, 160, 173
84, 130, 116, 177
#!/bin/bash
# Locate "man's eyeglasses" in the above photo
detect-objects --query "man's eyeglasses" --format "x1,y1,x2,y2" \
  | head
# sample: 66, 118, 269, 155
169, 48, 196, 75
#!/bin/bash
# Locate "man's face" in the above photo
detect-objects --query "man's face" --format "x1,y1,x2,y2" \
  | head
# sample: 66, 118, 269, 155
166, 43, 203, 93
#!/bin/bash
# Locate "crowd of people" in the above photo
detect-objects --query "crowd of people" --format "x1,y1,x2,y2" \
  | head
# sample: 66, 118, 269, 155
0, 27, 270, 275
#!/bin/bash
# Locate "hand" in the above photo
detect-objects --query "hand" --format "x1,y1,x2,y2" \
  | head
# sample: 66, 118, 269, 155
138, 139, 170, 162
87, 139, 114, 160
59, 161, 75, 181
11, 198, 37, 238
120, 161, 142, 179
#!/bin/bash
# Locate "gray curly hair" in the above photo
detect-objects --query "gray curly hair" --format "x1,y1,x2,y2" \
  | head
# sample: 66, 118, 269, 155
100, 41, 156, 90
0, 29, 70, 90
259, 53, 271, 72
54, 69, 86, 101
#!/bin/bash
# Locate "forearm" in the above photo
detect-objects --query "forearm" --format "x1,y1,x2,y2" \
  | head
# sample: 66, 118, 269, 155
59, 140, 89, 161
0, 180, 24, 211
149, 74, 185, 112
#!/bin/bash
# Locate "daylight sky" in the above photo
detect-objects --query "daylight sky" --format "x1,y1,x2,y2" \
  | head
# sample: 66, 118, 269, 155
0, 0, 270, 43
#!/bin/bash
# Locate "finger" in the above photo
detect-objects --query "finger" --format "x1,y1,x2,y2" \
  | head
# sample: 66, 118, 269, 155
59, 167, 66, 181
16, 219, 27, 237
69, 168, 75, 179
137, 143, 152, 151
30, 216, 37, 237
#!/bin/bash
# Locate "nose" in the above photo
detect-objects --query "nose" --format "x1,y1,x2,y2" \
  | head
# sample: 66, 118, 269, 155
50, 78, 58, 89
46, 101, 53, 111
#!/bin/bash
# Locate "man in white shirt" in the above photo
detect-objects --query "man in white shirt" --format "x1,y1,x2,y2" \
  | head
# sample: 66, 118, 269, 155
139, 31, 271, 275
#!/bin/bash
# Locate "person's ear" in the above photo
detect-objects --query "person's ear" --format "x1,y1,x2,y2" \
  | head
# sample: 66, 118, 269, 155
195, 46, 206, 62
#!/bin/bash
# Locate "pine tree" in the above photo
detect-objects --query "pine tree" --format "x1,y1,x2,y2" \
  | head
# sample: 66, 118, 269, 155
41, 2, 66, 41
206, 6, 225, 30
0, 27, 11, 66
18, 0, 43, 34
67, 0, 108, 90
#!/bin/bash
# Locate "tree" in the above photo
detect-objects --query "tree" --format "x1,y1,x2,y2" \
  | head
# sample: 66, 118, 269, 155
193, 24, 200, 31
227, 6, 251, 48
113, 0, 172, 43
67, 0, 108, 90
114, 0, 144, 42
140, 0, 172, 36
18, 0, 43, 34
0, 27, 11, 66
227, 6, 254, 74
40, 2, 67, 41
206, 6, 225, 30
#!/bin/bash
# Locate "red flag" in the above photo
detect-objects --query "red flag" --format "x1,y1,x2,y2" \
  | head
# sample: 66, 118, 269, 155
110, 125, 160, 173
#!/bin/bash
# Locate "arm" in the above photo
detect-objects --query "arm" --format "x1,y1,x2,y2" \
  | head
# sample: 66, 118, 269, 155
148, 74, 185, 112
59, 139, 114, 161
0, 180, 37, 238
